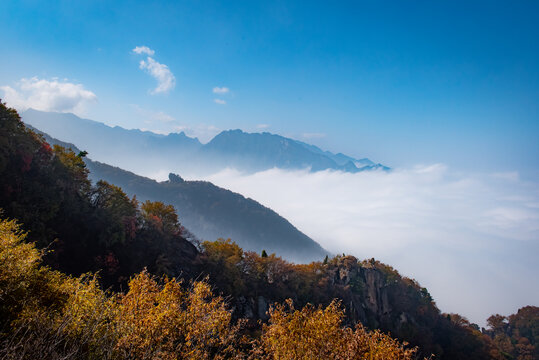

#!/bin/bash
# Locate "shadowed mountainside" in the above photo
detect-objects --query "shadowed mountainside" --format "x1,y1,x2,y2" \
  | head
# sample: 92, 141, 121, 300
32, 126, 329, 263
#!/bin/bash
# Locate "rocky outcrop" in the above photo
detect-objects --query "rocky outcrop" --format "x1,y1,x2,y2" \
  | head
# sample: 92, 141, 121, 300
228, 255, 419, 334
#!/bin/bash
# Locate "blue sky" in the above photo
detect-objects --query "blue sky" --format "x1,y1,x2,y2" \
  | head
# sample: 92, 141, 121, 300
1, 0, 538, 178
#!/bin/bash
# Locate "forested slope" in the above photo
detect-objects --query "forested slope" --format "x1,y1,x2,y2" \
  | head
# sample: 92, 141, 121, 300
29, 124, 328, 264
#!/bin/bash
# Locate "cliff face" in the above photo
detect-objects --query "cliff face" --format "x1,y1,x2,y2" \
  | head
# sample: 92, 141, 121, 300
209, 254, 449, 357
220, 255, 437, 347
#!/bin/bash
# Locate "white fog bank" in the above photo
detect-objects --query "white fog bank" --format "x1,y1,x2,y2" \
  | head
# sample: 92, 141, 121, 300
199, 164, 539, 326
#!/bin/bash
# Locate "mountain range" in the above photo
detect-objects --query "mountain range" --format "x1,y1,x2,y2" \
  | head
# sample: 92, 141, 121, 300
21, 109, 388, 178
32, 127, 328, 263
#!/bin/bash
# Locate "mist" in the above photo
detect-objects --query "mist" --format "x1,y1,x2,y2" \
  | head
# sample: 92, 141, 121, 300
188, 165, 539, 326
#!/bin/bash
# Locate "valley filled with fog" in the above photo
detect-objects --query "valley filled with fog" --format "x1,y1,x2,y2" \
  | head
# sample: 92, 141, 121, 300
193, 165, 538, 326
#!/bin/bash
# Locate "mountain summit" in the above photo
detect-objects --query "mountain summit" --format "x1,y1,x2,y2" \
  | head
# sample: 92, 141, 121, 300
22, 109, 388, 177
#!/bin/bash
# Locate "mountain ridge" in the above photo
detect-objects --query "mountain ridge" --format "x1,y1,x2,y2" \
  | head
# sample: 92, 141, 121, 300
29, 124, 329, 263
21, 109, 389, 177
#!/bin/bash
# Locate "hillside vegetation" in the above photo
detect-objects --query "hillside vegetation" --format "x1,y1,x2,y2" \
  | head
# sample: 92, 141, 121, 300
1, 102, 537, 359
0, 217, 423, 359
28, 125, 328, 264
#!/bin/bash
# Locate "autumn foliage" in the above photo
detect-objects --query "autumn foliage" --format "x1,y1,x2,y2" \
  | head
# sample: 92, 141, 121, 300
485, 308, 539, 360
0, 216, 422, 359
254, 299, 419, 359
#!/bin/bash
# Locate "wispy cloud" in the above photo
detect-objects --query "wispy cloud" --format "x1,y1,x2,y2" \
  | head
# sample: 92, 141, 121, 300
139, 58, 175, 94
0, 77, 97, 115
257, 124, 270, 129
133, 46, 175, 94
212, 86, 230, 94
204, 165, 539, 326
132, 45, 155, 56
139, 128, 169, 135
214, 98, 226, 105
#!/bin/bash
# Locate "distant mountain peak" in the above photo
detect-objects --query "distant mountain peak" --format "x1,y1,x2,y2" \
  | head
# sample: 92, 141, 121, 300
21, 109, 388, 176
168, 173, 185, 183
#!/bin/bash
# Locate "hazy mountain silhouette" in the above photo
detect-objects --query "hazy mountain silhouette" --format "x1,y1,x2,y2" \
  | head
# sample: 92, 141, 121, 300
30, 126, 329, 263
22, 109, 388, 177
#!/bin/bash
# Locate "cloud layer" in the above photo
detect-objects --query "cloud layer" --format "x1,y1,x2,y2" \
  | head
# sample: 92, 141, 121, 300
133, 46, 175, 94
203, 165, 539, 325
1, 77, 97, 115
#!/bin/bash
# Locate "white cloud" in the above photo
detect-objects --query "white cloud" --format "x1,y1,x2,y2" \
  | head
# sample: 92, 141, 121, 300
133, 45, 175, 94
214, 98, 226, 105
257, 124, 270, 129
204, 165, 539, 326
132, 46, 155, 56
212, 86, 230, 94
302, 132, 326, 139
139, 57, 176, 94
0, 77, 97, 115
139, 128, 169, 135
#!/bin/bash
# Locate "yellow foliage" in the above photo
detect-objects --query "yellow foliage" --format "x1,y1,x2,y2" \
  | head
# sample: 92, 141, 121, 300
344, 325, 420, 360
255, 299, 420, 360
0, 216, 424, 359
258, 299, 348, 359
141, 200, 180, 234
203, 238, 244, 263
115, 270, 243, 360
0, 217, 40, 298
202, 239, 246, 295
0, 217, 243, 359
60, 275, 118, 357
0, 216, 115, 358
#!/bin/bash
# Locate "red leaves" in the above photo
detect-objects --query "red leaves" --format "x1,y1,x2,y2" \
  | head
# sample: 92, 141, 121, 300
39, 142, 53, 155
95, 251, 120, 275
20, 153, 33, 172
122, 216, 137, 240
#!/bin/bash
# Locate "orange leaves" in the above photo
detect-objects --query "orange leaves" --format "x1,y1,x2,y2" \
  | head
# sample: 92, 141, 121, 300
1, 215, 424, 359
345, 325, 420, 360
0, 218, 39, 288
141, 200, 181, 234
115, 270, 242, 360
259, 299, 347, 359
255, 299, 419, 360
203, 238, 244, 262
115, 270, 184, 358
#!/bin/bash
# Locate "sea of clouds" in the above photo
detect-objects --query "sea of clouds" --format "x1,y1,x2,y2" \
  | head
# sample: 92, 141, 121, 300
195, 164, 539, 326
